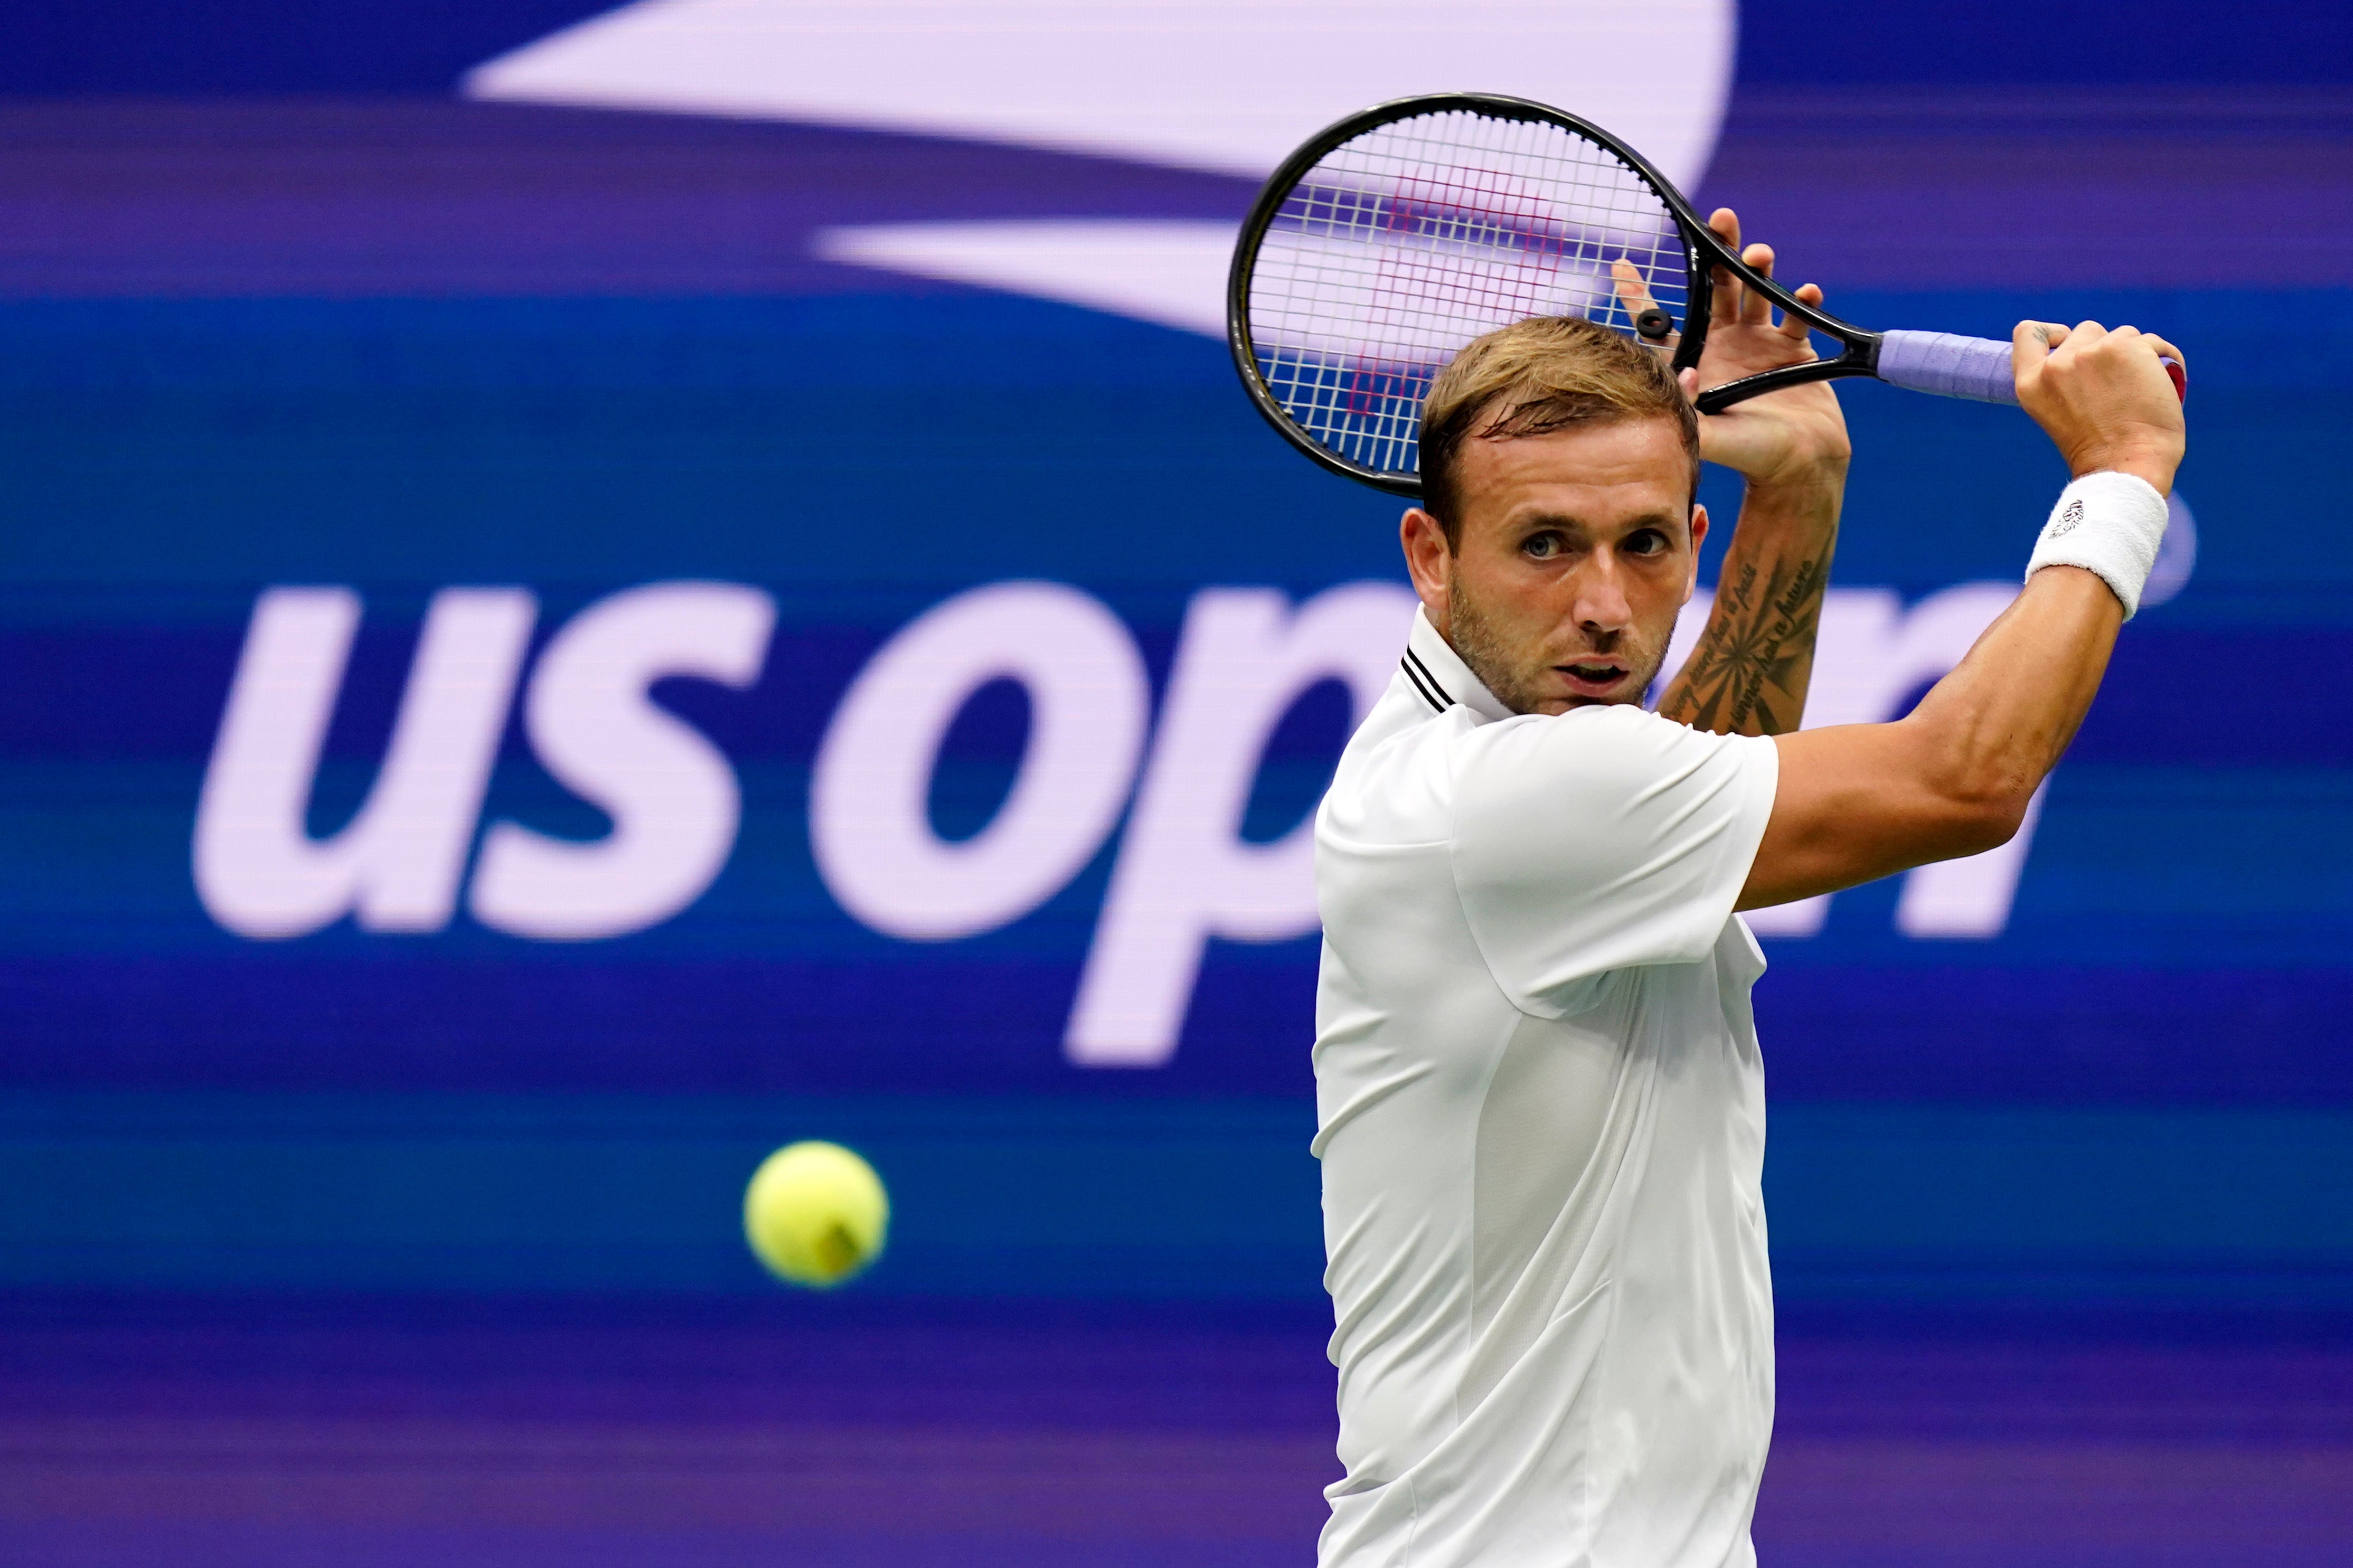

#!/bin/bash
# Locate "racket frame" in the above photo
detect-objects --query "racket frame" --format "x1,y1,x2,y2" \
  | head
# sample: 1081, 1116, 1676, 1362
1227, 91, 1885, 496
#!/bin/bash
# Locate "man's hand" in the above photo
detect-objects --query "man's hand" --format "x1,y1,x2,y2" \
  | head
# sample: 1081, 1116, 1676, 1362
1612, 209, 1851, 491
2013, 319, 2187, 495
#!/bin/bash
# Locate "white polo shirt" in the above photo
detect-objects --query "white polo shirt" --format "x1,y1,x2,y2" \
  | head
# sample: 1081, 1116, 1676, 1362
1312, 607, 1782, 1568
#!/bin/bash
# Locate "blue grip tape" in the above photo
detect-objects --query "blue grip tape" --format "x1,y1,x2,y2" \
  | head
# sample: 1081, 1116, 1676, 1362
1876, 330, 2018, 404
1876, 330, 2188, 405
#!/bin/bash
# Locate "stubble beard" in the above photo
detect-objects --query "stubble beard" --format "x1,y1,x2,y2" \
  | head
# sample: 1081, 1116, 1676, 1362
1444, 568, 1670, 717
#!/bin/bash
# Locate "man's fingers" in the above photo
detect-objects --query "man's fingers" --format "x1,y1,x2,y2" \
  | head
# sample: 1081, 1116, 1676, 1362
1610, 257, 1656, 315
1782, 282, 1823, 340
1707, 209, 1744, 324
1740, 243, 1776, 324
2080, 322, 2182, 369
2015, 317, 2177, 398
2093, 325, 2188, 399
2065, 319, 2110, 353
2139, 332, 2186, 370
1710, 261, 1742, 328
2012, 319, 2069, 379
1610, 258, 1678, 351
2011, 315, 2187, 486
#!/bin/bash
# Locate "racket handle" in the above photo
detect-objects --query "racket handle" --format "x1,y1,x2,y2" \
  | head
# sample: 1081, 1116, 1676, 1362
1876, 329, 2188, 405
1875, 330, 2018, 403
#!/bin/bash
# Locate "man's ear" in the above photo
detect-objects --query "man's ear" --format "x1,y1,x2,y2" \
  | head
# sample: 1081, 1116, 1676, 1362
1401, 508, 1453, 629
1682, 504, 1710, 606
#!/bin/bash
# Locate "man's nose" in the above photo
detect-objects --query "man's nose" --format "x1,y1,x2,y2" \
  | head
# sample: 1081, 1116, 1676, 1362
1569, 551, 1635, 635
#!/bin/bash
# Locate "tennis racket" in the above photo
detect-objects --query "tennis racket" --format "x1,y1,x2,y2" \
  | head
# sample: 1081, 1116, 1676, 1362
1228, 92, 2186, 497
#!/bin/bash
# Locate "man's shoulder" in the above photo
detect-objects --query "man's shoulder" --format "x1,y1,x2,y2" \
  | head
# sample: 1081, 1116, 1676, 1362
1332, 697, 1718, 813
1450, 704, 1775, 863
1320, 686, 1482, 848
1451, 701, 1746, 786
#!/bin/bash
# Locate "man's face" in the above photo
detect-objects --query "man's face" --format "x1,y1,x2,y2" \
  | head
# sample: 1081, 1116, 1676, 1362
1401, 415, 1706, 716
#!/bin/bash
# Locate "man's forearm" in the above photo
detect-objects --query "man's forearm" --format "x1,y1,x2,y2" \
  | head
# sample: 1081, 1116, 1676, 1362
1905, 563, 2120, 814
1655, 472, 1843, 737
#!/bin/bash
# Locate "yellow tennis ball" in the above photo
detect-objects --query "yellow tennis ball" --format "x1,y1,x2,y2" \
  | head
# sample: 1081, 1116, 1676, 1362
742, 1140, 889, 1288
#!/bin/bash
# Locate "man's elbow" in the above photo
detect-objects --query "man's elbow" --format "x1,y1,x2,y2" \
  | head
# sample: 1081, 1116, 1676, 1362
1934, 786, 2033, 861
1900, 722, 2040, 861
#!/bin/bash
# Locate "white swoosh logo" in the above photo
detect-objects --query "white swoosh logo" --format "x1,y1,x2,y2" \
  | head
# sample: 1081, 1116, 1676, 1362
466, 0, 1733, 188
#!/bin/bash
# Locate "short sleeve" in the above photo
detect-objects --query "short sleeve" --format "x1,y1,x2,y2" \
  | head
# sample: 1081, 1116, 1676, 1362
1448, 705, 1778, 1017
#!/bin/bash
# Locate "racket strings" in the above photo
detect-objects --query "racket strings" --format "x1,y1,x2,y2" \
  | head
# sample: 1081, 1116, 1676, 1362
1247, 109, 1688, 478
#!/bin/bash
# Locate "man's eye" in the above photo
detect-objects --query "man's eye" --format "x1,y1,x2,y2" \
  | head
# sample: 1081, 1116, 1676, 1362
1625, 530, 1669, 556
1523, 534, 1561, 559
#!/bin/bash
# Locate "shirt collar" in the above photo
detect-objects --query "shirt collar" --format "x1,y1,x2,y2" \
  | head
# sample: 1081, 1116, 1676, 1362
1403, 606, 1514, 724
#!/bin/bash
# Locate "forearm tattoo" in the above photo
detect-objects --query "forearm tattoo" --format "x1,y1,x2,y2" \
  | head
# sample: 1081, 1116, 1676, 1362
1661, 553, 1827, 736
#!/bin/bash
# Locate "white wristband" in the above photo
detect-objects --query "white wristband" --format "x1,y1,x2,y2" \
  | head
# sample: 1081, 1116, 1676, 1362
2024, 471, 2171, 620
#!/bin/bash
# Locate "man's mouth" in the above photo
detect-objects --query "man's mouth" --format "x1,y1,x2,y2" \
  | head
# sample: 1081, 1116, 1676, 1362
1557, 660, 1631, 695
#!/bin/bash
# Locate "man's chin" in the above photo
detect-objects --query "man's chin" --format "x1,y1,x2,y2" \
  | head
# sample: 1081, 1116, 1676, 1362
1484, 663, 1655, 715
1530, 691, 1639, 715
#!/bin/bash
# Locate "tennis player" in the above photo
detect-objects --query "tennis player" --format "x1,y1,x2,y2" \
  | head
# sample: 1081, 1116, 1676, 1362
1312, 210, 2185, 1567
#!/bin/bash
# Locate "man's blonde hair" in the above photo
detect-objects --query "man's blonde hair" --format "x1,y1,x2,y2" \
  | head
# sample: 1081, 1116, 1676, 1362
1418, 316, 1699, 547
